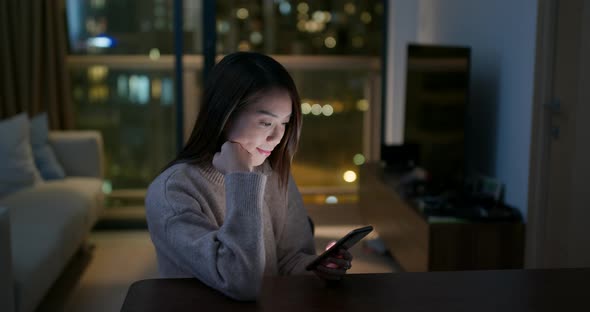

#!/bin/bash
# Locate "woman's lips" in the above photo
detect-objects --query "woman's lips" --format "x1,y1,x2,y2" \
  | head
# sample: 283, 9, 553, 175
256, 148, 272, 156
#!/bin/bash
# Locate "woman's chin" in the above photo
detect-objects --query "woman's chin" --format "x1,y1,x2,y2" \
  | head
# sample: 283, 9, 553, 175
252, 157, 266, 167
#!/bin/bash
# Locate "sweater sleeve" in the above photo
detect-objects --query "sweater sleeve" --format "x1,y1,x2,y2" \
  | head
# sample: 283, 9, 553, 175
155, 172, 267, 301
276, 174, 317, 275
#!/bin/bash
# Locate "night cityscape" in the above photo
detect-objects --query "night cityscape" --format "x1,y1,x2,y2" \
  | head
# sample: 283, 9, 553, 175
66, 0, 383, 205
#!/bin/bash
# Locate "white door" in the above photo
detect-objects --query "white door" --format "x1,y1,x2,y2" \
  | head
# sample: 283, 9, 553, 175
527, 0, 590, 268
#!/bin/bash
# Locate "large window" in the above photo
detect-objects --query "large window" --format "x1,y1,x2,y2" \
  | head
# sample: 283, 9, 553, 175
66, 0, 383, 208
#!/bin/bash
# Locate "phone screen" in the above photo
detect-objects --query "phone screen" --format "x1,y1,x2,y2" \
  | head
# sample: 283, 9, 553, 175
305, 225, 373, 271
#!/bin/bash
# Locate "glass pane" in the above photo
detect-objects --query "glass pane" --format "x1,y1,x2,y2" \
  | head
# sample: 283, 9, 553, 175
65, 0, 204, 211
212, 0, 383, 55
290, 69, 370, 188
69, 67, 177, 191
66, 1, 383, 209
66, 0, 203, 55
212, 0, 384, 203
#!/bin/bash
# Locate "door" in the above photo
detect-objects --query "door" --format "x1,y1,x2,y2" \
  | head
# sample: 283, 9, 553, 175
527, 0, 590, 268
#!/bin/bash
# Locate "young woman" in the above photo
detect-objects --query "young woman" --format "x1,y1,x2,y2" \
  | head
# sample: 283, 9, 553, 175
145, 52, 353, 301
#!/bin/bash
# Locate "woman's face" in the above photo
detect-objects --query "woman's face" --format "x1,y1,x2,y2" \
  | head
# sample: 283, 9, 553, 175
225, 89, 293, 167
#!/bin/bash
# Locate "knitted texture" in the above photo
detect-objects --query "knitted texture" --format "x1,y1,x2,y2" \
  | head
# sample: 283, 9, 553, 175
145, 162, 316, 300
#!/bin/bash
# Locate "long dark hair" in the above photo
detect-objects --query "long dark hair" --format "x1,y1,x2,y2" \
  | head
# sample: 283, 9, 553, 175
165, 52, 302, 189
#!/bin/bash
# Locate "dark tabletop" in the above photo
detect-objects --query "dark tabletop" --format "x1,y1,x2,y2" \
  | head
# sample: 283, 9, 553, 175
121, 269, 589, 312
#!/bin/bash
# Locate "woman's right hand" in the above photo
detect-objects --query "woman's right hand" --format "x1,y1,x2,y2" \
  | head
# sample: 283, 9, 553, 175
312, 241, 353, 281
212, 141, 253, 174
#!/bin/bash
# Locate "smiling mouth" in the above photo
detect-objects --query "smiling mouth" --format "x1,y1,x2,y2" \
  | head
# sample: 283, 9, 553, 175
256, 148, 272, 156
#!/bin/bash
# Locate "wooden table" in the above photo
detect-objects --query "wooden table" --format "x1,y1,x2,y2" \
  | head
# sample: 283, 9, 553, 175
121, 269, 588, 311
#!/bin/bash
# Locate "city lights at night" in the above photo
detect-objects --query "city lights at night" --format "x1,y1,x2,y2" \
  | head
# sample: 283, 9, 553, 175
66, 0, 383, 192
343, 170, 358, 183
325, 196, 338, 204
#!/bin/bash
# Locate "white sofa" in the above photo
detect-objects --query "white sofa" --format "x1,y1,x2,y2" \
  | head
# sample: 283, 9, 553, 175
0, 131, 104, 312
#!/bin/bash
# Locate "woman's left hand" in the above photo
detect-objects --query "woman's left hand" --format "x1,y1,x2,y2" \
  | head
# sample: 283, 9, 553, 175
312, 244, 353, 281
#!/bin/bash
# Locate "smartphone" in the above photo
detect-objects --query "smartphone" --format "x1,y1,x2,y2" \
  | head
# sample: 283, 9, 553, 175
305, 225, 374, 271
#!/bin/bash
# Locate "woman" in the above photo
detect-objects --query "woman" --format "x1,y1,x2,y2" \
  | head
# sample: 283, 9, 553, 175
145, 52, 353, 301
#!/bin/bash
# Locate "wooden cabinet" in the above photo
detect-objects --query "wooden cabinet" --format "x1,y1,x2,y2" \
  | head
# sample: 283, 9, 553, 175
359, 163, 524, 272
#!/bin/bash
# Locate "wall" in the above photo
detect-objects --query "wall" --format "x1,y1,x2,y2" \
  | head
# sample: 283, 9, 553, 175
384, 0, 419, 145
408, 0, 538, 217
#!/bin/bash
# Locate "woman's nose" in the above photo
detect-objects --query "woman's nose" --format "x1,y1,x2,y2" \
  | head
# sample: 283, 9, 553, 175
267, 125, 283, 143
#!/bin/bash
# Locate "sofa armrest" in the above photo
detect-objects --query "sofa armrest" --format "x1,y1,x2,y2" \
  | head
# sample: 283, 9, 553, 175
0, 206, 15, 312
49, 131, 104, 179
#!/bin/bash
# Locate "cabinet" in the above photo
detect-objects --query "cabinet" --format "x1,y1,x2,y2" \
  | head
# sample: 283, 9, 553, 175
359, 163, 524, 272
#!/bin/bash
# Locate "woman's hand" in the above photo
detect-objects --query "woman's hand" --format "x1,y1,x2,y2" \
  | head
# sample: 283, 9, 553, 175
212, 141, 253, 174
313, 241, 353, 281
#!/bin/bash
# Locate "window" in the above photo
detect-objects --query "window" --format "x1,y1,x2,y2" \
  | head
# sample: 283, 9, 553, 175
66, 0, 383, 208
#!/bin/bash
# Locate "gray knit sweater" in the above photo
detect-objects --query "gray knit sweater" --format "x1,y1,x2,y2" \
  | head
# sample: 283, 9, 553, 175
145, 161, 317, 300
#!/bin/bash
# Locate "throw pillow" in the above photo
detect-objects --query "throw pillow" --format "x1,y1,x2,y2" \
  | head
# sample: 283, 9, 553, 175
30, 113, 66, 180
0, 113, 43, 198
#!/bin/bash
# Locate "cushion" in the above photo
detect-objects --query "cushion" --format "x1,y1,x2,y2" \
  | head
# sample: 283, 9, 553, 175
0, 113, 42, 198
5, 182, 89, 312
0, 177, 104, 229
30, 113, 66, 180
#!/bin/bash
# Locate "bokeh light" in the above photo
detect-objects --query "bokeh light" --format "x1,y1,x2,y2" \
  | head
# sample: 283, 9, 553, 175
322, 104, 334, 116
149, 48, 160, 60
353, 154, 366, 166
325, 196, 338, 204
297, 2, 309, 14
311, 103, 322, 115
236, 8, 249, 19
356, 99, 369, 111
343, 170, 357, 183
324, 36, 337, 48
301, 102, 312, 114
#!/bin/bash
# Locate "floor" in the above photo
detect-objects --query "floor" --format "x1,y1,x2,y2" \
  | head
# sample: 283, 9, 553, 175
37, 203, 398, 312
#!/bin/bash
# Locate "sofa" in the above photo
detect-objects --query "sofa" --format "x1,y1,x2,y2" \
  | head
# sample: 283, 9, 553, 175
0, 130, 104, 312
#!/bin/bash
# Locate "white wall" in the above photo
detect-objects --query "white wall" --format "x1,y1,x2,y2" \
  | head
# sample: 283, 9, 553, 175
409, 0, 538, 217
384, 0, 419, 145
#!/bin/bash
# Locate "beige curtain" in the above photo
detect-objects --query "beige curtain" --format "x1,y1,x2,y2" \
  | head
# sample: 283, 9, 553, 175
0, 0, 74, 129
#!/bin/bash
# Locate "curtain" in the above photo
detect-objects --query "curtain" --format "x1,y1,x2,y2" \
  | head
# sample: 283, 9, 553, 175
0, 0, 74, 129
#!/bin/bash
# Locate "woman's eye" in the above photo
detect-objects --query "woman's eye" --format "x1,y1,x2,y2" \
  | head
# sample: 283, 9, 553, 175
260, 121, 272, 127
